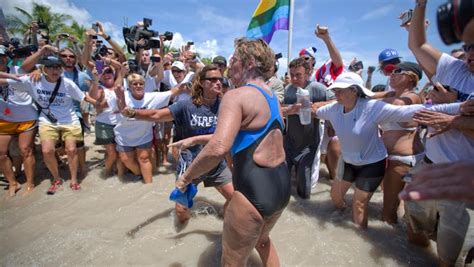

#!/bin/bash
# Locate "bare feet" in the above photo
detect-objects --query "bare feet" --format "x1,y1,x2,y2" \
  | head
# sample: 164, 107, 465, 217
407, 224, 430, 247
5, 183, 21, 199
22, 183, 35, 196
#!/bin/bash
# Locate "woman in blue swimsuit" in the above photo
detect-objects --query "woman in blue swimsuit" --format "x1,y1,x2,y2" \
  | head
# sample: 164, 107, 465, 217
176, 38, 290, 266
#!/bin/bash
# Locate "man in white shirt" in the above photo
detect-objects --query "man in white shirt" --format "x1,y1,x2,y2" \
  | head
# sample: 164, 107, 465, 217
0, 56, 92, 195
405, 1, 474, 265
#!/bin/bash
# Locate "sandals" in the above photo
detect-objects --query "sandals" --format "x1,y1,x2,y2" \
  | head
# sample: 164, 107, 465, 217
47, 179, 63, 195
70, 183, 81, 191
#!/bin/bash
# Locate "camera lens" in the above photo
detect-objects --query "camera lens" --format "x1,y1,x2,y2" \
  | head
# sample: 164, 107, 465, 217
437, 2, 459, 45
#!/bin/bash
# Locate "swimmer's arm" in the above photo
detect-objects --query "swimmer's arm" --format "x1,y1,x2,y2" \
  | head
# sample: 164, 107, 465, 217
177, 90, 242, 189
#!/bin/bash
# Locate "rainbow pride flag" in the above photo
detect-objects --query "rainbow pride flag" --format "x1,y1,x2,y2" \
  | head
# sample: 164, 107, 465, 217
246, 0, 290, 44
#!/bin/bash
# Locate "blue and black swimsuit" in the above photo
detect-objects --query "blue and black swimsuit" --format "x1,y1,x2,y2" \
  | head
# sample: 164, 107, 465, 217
231, 84, 291, 218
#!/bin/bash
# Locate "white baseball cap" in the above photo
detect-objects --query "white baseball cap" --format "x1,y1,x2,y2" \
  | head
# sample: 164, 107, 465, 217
171, 61, 186, 71
328, 72, 374, 97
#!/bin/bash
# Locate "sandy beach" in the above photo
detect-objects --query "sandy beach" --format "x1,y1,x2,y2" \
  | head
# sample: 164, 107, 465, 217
0, 131, 438, 266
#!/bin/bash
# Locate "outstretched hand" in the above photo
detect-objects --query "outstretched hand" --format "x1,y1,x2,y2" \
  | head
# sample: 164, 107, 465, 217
412, 109, 454, 138
461, 99, 474, 116
399, 161, 474, 202
168, 138, 194, 150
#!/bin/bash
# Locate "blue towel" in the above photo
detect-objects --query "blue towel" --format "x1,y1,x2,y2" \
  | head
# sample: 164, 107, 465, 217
169, 183, 198, 208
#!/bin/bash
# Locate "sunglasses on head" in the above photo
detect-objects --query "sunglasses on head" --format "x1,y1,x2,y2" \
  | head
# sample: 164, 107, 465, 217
462, 44, 474, 52
203, 77, 223, 83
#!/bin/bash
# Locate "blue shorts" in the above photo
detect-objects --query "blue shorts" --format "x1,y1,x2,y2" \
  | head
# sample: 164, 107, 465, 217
116, 141, 153, 152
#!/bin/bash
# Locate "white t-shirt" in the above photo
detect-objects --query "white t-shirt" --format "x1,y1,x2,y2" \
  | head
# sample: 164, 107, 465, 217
426, 53, 474, 163
163, 69, 194, 102
8, 76, 85, 125
112, 90, 172, 146
95, 86, 119, 125
0, 66, 38, 122
432, 53, 473, 95
316, 98, 460, 165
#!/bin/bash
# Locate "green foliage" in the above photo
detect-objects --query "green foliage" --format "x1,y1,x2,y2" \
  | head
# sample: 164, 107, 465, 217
6, 2, 73, 39
201, 57, 212, 65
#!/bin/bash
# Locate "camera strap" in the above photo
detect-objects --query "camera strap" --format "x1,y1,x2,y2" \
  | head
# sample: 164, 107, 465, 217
35, 77, 62, 112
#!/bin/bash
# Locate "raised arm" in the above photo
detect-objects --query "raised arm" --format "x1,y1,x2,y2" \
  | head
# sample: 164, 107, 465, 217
408, 0, 441, 78
20, 45, 58, 73
96, 21, 126, 63
315, 24, 343, 69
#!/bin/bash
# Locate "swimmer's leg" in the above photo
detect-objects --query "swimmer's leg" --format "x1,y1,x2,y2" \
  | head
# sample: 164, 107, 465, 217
222, 191, 264, 266
255, 211, 283, 267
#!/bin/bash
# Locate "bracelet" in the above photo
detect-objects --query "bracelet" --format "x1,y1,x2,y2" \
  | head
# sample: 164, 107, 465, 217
128, 108, 136, 118
104, 35, 111, 41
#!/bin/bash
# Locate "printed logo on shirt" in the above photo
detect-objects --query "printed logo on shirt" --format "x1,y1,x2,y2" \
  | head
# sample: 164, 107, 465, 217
190, 114, 217, 128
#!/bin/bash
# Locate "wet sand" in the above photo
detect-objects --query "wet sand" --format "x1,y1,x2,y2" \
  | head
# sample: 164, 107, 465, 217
0, 132, 438, 266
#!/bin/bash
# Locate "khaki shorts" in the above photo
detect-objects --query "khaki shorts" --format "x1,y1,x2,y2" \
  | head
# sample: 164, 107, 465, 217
38, 123, 83, 142
404, 159, 474, 265
0, 119, 37, 135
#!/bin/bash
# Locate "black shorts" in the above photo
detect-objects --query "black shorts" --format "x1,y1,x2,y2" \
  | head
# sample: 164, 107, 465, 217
340, 158, 386, 192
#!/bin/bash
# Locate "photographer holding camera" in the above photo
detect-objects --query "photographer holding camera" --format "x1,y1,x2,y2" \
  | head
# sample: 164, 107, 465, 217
403, 0, 474, 265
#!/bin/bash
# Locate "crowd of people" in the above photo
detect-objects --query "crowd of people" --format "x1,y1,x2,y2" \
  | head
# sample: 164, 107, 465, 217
0, 0, 473, 265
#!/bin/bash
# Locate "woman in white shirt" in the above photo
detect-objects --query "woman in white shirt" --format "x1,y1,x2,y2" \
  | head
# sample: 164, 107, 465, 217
88, 66, 125, 178
314, 72, 460, 228
111, 73, 183, 184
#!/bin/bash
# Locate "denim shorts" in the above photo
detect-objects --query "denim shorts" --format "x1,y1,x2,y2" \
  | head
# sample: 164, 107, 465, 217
116, 141, 153, 152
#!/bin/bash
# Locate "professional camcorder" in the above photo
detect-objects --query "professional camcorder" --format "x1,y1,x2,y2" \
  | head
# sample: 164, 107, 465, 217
437, 0, 474, 44
123, 18, 173, 53
3, 38, 38, 59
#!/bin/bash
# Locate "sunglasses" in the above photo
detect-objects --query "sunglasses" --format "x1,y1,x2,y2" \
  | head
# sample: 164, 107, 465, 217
462, 44, 474, 52
302, 56, 312, 61
203, 77, 224, 83
391, 68, 410, 75
172, 69, 184, 73
60, 54, 75, 59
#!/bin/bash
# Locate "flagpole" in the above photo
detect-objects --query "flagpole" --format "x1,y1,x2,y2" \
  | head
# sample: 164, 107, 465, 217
287, 0, 294, 68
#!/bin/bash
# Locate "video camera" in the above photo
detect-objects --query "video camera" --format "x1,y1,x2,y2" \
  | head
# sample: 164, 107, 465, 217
37, 18, 48, 30
3, 38, 38, 59
123, 18, 173, 54
127, 59, 141, 74
437, 0, 474, 44
92, 40, 108, 60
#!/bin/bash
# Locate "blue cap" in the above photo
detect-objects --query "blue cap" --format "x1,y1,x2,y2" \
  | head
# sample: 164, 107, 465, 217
378, 48, 400, 62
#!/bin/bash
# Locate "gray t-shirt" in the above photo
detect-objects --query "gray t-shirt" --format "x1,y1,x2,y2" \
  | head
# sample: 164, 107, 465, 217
283, 81, 332, 152
168, 98, 226, 177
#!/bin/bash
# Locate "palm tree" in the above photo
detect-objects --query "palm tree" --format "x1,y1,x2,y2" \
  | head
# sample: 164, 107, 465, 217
60, 21, 87, 43
6, 2, 73, 38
